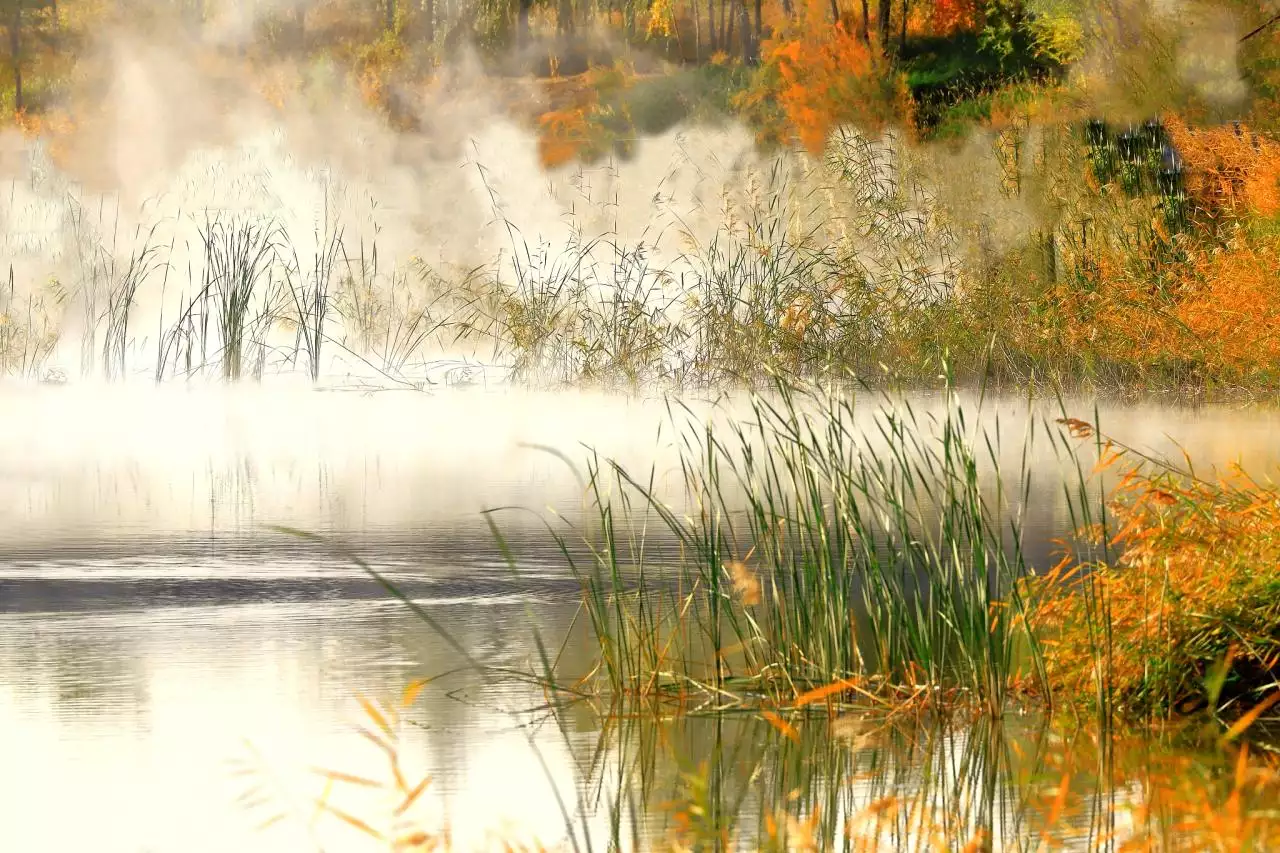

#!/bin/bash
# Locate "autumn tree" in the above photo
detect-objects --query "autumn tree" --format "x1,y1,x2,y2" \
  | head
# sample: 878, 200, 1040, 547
931, 0, 979, 35
1, 0, 54, 113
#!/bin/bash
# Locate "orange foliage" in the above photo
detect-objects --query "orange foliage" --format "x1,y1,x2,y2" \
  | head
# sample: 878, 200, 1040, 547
537, 106, 594, 169
1173, 241, 1280, 378
1045, 234, 1280, 383
257, 65, 304, 111
931, 0, 980, 36
13, 109, 76, 169
358, 65, 388, 110
535, 77, 603, 168
1036, 453, 1280, 709
1164, 114, 1280, 221
1036, 252, 1168, 374
532, 66, 634, 168
749, 10, 908, 153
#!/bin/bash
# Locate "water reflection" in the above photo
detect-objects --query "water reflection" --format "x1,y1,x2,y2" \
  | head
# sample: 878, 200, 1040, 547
0, 596, 603, 852
0, 568, 1272, 850
2, 388, 1279, 850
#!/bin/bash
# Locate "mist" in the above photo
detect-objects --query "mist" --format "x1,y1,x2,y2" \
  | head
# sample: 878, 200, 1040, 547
0, 0, 1001, 387
0, 0, 1264, 390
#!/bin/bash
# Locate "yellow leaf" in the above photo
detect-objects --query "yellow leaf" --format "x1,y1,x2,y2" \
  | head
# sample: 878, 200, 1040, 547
400, 678, 430, 710
355, 724, 394, 757
1055, 417, 1093, 439
726, 560, 761, 606
316, 801, 385, 840
794, 677, 861, 707
358, 695, 395, 738
1222, 690, 1280, 743
394, 774, 433, 816
1039, 773, 1071, 842
393, 831, 438, 850
310, 767, 382, 788
761, 710, 800, 743
253, 812, 288, 832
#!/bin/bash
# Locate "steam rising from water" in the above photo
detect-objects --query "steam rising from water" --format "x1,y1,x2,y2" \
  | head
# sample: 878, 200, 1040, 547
2, 384, 1278, 553
0, 1, 1259, 385
2, 32, 793, 383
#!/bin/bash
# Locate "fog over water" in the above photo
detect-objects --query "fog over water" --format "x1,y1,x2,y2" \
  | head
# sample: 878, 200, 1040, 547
1, 384, 1278, 850
0, 2, 1271, 844
4, 385, 1279, 547
2, 381, 1275, 548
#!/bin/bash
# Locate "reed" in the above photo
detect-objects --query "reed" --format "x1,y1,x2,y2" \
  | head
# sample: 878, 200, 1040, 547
200, 216, 285, 381
0, 263, 61, 378
100, 224, 167, 381
520, 375, 1070, 717
283, 225, 344, 382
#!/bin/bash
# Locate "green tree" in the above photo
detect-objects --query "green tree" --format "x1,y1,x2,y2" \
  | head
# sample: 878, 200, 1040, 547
1, 0, 53, 113
979, 0, 1026, 65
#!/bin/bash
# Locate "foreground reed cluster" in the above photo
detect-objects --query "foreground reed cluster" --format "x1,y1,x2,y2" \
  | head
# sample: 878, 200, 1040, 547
256, 377, 1280, 850
537, 380, 1280, 718
538, 380, 1044, 715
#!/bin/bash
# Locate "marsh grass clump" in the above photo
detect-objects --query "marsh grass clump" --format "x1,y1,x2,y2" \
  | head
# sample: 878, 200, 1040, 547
0, 264, 62, 378
530, 377, 1060, 715
157, 216, 288, 382
461, 133, 961, 389
203, 217, 286, 381
1036, 450, 1280, 715
100, 225, 167, 381
500, 379, 1279, 728
283, 226, 343, 382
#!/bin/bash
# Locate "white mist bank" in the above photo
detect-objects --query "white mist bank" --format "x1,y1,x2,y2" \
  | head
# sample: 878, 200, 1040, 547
1, 384, 1278, 545
0, 37, 815, 385
0, 0, 1257, 387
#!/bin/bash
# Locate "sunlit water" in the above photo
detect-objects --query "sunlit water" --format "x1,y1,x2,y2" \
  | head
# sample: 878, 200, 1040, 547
2, 385, 1279, 851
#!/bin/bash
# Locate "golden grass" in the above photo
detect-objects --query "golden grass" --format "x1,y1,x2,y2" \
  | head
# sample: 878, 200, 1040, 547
1163, 115, 1280, 222
1034, 436, 1280, 713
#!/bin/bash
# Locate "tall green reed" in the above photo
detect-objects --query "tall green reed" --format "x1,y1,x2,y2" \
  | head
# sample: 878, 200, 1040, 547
536, 376, 1068, 716
284, 225, 343, 382
101, 224, 167, 381
201, 216, 284, 381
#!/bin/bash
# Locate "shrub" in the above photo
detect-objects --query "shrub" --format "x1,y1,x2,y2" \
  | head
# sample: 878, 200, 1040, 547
1163, 115, 1280, 223
736, 14, 910, 153
1037, 454, 1280, 713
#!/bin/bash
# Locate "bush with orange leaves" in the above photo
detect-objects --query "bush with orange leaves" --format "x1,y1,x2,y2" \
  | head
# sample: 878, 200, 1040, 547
736, 10, 910, 153
535, 65, 633, 168
1029, 249, 1184, 386
1034, 440, 1280, 713
1171, 239, 1280, 381
537, 104, 597, 169
930, 0, 981, 37
1163, 114, 1280, 223
1037, 232, 1280, 387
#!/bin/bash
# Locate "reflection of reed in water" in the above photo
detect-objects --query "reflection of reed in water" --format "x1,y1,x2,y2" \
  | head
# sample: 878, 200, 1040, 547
229, 384, 1280, 850
244, 688, 1279, 850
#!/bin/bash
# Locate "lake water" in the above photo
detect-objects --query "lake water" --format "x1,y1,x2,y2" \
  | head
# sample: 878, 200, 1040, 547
2, 385, 1278, 851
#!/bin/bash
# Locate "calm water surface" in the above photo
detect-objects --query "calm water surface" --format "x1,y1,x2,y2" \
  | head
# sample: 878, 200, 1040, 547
2, 386, 1278, 851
